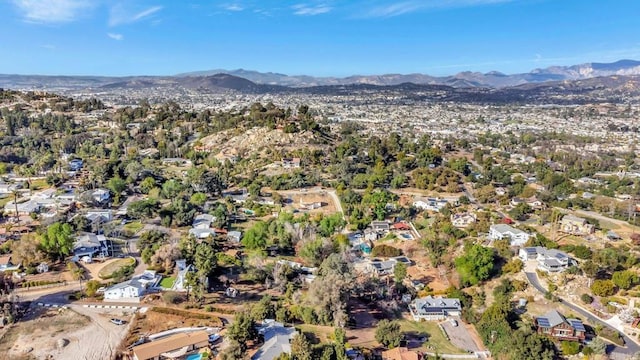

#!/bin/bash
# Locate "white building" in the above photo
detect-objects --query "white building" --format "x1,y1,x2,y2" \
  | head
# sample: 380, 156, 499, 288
413, 198, 449, 212
489, 224, 530, 246
409, 296, 462, 321
518, 247, 573, 273
104, 279, 145, 301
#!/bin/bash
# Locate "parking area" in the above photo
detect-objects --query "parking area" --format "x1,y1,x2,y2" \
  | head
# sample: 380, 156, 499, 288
441, 319, 481, 353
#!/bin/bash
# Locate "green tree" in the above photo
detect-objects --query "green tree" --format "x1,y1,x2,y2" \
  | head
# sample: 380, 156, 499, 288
85, 280, 102, 297
375, 319, 402, 348
612, 270, 638, 290
106, 175, 127, 204
290, 333, 312, 360
190, 192, 207, 206
394, 261, 407, 285
502, 258, 524, 274
226, 311, 258, 351
455, 244, 495, 286
40, 222, 74, 260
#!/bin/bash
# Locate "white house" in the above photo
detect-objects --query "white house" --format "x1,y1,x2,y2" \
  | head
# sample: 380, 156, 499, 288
450, 213, 477, 228
413, 198, 449, 212
489, 224, 530, 246
192, 214, 215, 229
4, 200, 41, 216
518, 247, 573, 273
104, 279, 145, 301
409, 296, 462, 321
92, 189, 111, 203
189, 228, 216, 239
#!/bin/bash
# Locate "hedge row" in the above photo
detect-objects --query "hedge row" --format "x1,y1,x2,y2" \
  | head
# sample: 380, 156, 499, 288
151, 307, 223, 326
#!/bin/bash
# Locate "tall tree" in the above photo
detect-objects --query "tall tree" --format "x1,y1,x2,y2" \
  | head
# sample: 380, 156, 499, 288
40, 222, 74, 261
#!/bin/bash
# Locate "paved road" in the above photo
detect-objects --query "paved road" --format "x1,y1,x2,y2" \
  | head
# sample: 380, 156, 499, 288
525, 272, 640, 357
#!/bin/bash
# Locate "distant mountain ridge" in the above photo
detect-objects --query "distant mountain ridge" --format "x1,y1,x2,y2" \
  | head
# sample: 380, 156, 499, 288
176, 59, 640, 88
1, 59, 640, 92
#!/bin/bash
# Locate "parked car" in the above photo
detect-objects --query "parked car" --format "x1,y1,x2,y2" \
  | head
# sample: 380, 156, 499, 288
110, 318, 125, 325
450, 319, 458, 327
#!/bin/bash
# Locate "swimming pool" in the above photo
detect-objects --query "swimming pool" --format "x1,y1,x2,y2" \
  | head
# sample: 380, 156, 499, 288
185, 354, 202, 360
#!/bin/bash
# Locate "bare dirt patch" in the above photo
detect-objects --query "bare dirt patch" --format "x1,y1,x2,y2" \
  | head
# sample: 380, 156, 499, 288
281, 191, 337, 215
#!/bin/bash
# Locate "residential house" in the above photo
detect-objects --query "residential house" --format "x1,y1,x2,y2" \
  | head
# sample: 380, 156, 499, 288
104, 279, 145, 301
510, 196, 544, 210
192, 214, 215, 229
85, 209, 113, 225
489, 224, 530, 246
381, 347, 420, 360
371, 220, 391, 232
68, 159, 83, 171
0, 183, 20, 195
54, 189, 78, 205
535, 310, 586, 342
0, 255, 19, 272
518, 247, 573, 273
223, 189, 249, 203
104, 270, 158, 302
413, 198, 449, 212
188, 227, 216, 239
3, 200, 41, 216
409, 296, 462, 321
391, 222, 411, 231
560, 215, 595, 235
131, 331, 209, 360
281, 158, 301, 169
73, 233, 110, 259
173, 260, 192, 291
252, 320, 297, 360
450, 213, 477, 228
367, 259, 396, 277
36, 262, 49, 273
92, 189, 111, 204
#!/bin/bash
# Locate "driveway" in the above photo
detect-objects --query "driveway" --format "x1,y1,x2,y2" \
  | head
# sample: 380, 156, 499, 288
525, 271, 640, 357
441, 320, 481, 353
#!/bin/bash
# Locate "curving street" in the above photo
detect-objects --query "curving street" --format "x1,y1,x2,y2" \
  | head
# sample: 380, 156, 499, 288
525, 271, 640, 358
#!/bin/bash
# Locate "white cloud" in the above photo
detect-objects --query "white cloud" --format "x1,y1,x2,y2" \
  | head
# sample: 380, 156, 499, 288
223, 4, 245, 11
109, 4, 163, 26
292, 3, 332, 16
361, 0, 512, 18
11, 0, 92, 23
107, 33, 123, 41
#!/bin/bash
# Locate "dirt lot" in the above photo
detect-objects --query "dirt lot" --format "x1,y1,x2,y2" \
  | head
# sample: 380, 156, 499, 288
0, 306, 133, 360
124, 307, 223, 347
281, 191, 338, 215
378, 237, 455, 293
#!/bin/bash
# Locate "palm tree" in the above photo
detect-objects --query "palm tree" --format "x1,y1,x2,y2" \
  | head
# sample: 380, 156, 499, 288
10, 189, 20, 223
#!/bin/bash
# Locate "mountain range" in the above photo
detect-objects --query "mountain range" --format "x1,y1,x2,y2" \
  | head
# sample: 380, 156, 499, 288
175, 59, 640, 88
1, 59, 640, 92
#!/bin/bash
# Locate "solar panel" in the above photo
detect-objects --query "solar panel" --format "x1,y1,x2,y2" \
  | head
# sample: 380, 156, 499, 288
537, 318, 551, 327
569, 320, 586, 332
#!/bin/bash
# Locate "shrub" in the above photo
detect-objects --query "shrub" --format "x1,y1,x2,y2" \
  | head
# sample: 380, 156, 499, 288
581, 293, 593, 304
162, 292, 183, 305
591, 280, 616, 297
560, 341, 580, 355
371, 244, 402, 258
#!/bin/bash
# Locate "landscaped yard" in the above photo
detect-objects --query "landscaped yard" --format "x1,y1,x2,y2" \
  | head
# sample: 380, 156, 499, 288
398, 320, 466, 354
160, 276, 176, 289
123, 221, 144, 234
98, 257, 136, 279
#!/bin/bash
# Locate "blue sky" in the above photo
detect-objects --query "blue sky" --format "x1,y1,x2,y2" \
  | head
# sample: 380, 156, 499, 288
1, 0, 640, 76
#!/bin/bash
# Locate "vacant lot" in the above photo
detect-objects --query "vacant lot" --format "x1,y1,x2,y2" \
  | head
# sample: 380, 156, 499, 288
124, 307, 223, 347
282, 192, 338, 215
98, 257, 136, 279
0, 306, 132, 360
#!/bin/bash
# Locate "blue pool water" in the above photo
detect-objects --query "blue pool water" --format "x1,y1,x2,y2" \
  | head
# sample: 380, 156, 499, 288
186, 354, 203, 360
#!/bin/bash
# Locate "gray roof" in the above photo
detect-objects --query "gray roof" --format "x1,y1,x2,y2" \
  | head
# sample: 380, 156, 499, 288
491, 224, 526, 236
562, 214, 586, 223
413, 296, 461, 315
538, 309, 566, 328
252, 321, 297, 360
